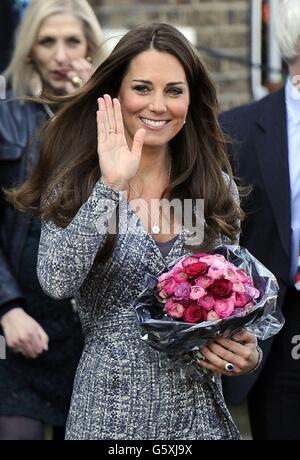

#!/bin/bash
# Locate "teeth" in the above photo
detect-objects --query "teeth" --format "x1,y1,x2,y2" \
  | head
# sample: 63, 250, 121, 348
141, 118, 168, 127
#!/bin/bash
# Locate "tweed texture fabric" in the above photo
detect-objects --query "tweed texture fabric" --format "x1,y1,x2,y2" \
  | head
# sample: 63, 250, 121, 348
37, 179, 241, 440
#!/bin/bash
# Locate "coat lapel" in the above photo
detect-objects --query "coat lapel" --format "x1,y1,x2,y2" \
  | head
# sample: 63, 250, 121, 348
254, 88, 291, 258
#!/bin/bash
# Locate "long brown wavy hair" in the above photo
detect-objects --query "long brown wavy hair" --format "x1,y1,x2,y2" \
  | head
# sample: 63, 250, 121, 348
7, 23, 242, 254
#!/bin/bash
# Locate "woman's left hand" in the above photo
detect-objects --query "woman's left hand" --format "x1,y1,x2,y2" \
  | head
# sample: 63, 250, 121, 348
197, 330, 259, 376
65, 57, 94, 93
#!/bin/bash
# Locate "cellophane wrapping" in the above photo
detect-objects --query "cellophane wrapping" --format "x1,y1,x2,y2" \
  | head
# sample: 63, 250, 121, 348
132, 245, 284, 380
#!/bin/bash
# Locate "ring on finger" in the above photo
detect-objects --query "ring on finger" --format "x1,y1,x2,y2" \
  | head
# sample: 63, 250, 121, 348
71, 75, 83, 88
224, 362, 235, 372
108, 128, 116, 134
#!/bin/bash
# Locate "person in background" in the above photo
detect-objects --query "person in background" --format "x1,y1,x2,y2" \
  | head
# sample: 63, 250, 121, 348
220, 0, 300, 440
0, 0, 106, 440
10, 23, 261, 440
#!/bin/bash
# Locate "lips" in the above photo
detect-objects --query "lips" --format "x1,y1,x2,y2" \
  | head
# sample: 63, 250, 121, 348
140, 117, 170, 128
52, 70, 69, 78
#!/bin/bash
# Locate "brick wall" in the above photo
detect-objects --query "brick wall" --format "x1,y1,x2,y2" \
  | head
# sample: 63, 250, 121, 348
88, 0, 251, 111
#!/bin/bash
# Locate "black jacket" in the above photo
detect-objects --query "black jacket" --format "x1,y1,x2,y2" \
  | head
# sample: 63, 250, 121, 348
220, 88, 291, 404
0, 96, 48, 316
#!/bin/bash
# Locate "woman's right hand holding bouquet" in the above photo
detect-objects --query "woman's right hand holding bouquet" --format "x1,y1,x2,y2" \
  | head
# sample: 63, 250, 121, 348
197, 329, 260, 376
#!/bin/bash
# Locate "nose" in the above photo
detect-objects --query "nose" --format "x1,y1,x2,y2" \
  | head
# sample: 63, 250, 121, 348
149, 92, 167, 113
53, 42, 69, 64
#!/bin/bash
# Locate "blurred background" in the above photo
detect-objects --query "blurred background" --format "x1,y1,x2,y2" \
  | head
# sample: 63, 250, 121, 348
1, 0, 286, 111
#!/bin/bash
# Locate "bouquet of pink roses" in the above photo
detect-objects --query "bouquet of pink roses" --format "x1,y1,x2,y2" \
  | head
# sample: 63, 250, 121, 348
158, 252, 260, 324
133, 245, 283, 380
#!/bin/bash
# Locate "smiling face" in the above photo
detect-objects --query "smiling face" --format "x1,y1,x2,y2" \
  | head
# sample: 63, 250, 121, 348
118, 50, 190, 151
31, 13, 88, 95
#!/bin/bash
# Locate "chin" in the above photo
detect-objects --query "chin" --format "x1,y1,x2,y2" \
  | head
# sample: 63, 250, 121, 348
144, 135, 167, 144
50, 83, 67, 95
144, 134, 173, 146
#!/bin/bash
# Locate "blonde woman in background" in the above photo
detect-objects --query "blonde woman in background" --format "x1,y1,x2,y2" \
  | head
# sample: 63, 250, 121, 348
0, 0, 106, 440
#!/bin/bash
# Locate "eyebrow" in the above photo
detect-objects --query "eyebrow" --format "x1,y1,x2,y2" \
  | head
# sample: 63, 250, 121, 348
37, 31, 83, 39
132, 79, 186, 86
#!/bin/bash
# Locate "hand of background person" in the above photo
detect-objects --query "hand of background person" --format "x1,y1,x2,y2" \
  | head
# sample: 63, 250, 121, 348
65, 57, 94, 93
197, 330, 259, 376
97, 94, 145, 191
0, 308, 49, 359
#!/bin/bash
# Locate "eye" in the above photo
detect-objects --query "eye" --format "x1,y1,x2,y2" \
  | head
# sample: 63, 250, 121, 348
67, 37, 82, 47
38, 37, 55, 47
167, 87, 184, 96
133, 85, 150, 94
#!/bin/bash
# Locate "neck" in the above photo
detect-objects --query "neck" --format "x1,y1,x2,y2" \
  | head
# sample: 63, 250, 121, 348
41, 82, 66, 98
137, 146, 171, 181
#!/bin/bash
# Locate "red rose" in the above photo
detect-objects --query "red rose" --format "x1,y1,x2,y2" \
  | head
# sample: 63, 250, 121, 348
183, 304, 204, 323
185, 262, 208, 277
209, 279, 233, 298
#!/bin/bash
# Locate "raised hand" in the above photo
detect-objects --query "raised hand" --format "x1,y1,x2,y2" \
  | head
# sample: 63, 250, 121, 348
97, 94, 145, 191
65, 57, 94, 94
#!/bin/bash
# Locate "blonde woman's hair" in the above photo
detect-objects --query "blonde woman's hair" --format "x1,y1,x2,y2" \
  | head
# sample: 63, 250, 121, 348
4, 0, 106, 96
276, 0, 300, 63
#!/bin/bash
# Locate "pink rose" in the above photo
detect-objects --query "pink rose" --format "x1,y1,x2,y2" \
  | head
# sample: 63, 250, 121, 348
157, 272, 172, 283
214, 298, 235, 318
235, 268, 252, 283
230, 291, 247, 308
163, 278, 177, 296
182, 257, 200, 268
165, 297, 177, 309
207, 265, 224, 280
165, 300, 185, 319
207, 310, 220, 321
198, 295, 215, 311
182, 304, 204, 323
185, 262, 208, 277
195, 275, 214, 289
189, 286, 206, 300
232, 282, 245, 293
174, 282, 191, 300
173, 268, 188, 283
244, 284, 260, 299
209, 279, 233, 298
223, 268, 241, 283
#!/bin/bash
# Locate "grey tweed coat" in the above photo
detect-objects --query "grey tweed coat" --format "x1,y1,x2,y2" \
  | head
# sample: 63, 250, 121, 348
37, 180, 241, 440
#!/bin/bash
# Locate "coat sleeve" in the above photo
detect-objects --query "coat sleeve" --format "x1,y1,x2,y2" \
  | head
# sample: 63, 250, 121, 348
37, 180, 127, 299
0, 98, 26, 312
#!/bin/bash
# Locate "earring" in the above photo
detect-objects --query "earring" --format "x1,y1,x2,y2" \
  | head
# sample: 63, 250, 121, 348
31, 70, 43, 97
86, 56, 92, 63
